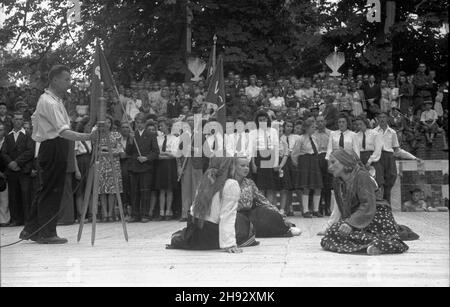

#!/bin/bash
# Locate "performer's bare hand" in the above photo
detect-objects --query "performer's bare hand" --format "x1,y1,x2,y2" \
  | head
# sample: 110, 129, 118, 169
8, 161, 19, 171
338, 223, 352, 236
225, 246, 243, 254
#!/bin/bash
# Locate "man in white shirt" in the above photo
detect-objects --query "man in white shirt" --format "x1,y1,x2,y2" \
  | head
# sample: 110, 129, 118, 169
374, 112, 401, 203
20, 65, 95, 245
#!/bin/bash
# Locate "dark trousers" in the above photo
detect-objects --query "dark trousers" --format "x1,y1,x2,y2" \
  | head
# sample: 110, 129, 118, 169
24, 138, 68, 239
129, 171, 152, 219
318, 153, 332, 212
7, 172, 32, 224
379, 151, 397, 203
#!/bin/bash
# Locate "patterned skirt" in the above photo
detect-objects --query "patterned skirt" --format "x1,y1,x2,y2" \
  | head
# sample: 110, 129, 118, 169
98, 155, 123, 194
321, 205, 409, 254
168, 213, 256, 250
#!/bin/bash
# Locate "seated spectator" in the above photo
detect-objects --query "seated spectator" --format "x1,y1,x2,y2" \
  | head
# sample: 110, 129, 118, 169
403, 188, 428, 212
269, 88, 285, 110
420, 100, 439, 147
245, 75, 262, 99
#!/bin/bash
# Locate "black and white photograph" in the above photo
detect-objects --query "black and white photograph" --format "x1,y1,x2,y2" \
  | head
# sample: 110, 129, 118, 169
0, 0, 448, 291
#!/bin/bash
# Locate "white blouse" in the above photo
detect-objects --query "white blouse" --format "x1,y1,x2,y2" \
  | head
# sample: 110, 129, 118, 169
373, 126, 400, 152
354, 130, 382, 164
248, 127, 280, 167
157, 134, 180, 154
325, 129, 360, 160
191, 179, 241, 249
225, 132, 250, 159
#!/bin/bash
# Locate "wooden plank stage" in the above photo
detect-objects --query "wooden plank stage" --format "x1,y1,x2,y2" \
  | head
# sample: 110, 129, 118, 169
1, 213, 448, 287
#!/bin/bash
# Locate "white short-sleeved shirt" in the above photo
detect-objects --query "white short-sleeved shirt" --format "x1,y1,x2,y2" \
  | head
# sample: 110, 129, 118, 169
374, 126, 400, 152
31, 89, 71, 143
325, 129, 359, 160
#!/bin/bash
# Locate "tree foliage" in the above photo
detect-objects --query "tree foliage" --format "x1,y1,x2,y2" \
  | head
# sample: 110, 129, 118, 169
0, 0, 448, 86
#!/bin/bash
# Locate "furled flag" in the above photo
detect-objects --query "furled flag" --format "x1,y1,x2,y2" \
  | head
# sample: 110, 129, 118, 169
89, 40, 117, 127
205, 36, 217, 87
205, 55, 226, 129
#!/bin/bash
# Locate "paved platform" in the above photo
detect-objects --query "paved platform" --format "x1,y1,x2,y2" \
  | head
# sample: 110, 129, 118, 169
0, 213, 448, 287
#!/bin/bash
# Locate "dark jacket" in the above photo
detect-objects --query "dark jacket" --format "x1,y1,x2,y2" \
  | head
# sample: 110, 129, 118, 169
126, 130, 159, 173
323, 104, 339, 131
1, 130, 34, 175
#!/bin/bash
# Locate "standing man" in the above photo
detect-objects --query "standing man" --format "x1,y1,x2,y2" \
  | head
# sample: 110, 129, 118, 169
313, 116, 332, 216
126, 113, 159, 223
362, 75, 381, 119
20, 65, 95, 244
1, 112, 34, 226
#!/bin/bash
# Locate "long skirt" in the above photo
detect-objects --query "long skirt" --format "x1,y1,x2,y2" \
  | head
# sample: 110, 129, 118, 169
296, 154, 323, 190
254, 151, 278, 190
321, 205, 409, 254
243, 205, 294, 238
154, 158, 178, 190
168, 213, 256, 250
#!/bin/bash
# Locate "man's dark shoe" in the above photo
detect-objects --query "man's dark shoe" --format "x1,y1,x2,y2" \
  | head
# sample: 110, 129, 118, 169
141, 218, 151, 223
19, 230, 39, 242
36, 236, 68, 245
313, 211, 324, 218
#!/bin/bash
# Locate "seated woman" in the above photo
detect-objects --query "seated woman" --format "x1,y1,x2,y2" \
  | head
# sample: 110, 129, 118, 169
234, 157, 301, 238
321, 149, 409, 255
167, 157, 258, 253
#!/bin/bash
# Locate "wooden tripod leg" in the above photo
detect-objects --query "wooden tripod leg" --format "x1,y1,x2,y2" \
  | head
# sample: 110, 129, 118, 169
91, 161, 101, 246
77, 165, 95, 242
105, 134, 129, 242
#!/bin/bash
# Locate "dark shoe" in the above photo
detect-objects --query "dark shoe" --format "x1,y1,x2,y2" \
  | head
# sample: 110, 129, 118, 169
141, 218, 151, 223
249, 241, 260, 247
313, 211, 323, 218
302, 212, 313, 218
0, 223, 9, 227
127, 217, 139, 223
154, 216, 164, 222
164, 216, 173, 221
7, 222, 20, 227
19, 230, 39, 242
36, 236, 68, 245
179, 218, 188, 223
325, 208, 332, 216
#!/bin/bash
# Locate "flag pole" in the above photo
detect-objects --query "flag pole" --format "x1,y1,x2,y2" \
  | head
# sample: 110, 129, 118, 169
212, 34, 217, 70
94, 39, 143, 157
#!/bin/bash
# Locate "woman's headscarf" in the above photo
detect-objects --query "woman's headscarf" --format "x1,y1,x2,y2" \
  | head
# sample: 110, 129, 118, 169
193, 157, 236, 222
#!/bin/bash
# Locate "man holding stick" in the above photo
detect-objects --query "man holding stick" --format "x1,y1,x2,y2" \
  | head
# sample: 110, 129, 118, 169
20, 65, 96, 244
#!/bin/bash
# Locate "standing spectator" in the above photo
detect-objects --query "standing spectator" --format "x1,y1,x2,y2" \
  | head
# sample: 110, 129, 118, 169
402, 107, 421, 153
126, 113, 159, 223
388, 80, 399, 110
398, 75, 414, 115
389, 107, 404, 144
350, 82, 363, 117
291, 118, 323, 218
380, 80, 391, 113
373, 112, 400, 202
153, 119, 179, 221
97, 116, 124, 223
322, 95, 339, 131
269, 88, 285, 110
413, 63, 433, 115
0, 124, 10, 227
118, 122, 132, 218
314, 116, 332, 216
1, 112, 34, 226
74, 117, 92, 222
362, 75, 381, 119
0, 102, 13, 133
